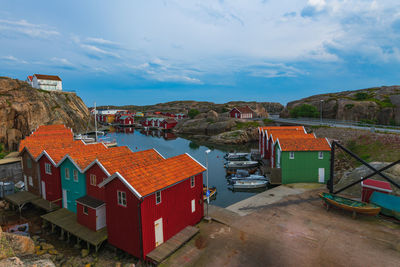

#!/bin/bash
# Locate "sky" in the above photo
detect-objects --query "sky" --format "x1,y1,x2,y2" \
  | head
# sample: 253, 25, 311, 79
1, 0, 400, 106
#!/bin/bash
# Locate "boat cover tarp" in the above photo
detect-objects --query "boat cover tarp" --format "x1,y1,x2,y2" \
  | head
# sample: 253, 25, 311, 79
370, 191, 400, 213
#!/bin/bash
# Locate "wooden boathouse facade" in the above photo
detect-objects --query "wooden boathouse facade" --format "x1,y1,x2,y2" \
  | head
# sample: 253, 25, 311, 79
15, 124, 206, 260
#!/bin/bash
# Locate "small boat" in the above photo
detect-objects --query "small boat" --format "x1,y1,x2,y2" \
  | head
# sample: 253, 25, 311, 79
74, 134, 96, 143
370, 191, 400, 220
224, 152, 249, 161
231, 179, 268, 189
203, 186, 217, 200
229, 174, 267, 182
319, 192, 381, 218
226, 167, 258, 175
224, 161, 259, 169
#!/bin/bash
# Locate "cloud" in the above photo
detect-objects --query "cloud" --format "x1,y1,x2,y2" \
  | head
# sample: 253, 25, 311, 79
0, 55, 27, 64
248, 63, 305, 78
72, 35, 121, 59
128, 58, 202, 84
301, 0, 327, 17
0, 19, 59, 38
50, 57, 78, 70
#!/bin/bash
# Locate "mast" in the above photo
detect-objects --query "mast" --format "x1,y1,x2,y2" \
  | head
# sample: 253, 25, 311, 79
94, 102, 98, 142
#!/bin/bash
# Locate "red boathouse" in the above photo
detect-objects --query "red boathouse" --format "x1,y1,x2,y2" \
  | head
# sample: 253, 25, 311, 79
99, 153, 205, 260
229, 106, 254, 119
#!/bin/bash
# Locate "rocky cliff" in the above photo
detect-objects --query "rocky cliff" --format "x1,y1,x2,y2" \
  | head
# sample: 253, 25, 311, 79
0, 77, 91, 150
281, 86, 400, 125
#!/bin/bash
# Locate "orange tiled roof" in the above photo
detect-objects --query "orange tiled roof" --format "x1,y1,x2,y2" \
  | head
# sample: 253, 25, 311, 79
277, 138, 331, 151
94, 148, 164, 175
62, 143, 108, 170
259, 126, 304, 132
270, 131, 314, 143
41, 141, 87, 164
119, 153, 206, 197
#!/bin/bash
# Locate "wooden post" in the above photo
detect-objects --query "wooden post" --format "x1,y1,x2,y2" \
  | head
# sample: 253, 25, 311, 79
59, 229, 64, 240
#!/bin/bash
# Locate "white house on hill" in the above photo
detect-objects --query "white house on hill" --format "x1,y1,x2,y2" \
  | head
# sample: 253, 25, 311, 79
28, 74, 63, 91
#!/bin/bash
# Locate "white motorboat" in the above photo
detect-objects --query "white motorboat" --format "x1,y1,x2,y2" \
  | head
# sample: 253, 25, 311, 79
224, 152, 249, 161
229, 174, 267, 181
224, 160, 259, 169
74, 134, 95, 143
231, 179, 268, 189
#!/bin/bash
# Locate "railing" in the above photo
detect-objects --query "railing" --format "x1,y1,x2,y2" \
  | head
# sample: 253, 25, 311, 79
272, 116, 400, 131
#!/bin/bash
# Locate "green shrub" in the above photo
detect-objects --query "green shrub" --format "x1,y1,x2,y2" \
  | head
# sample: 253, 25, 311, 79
289, 104, 319, 118
354, 92, 371, 100
345, 104, 354, 110
235, 121, 259, 129
188, 109, 200, 119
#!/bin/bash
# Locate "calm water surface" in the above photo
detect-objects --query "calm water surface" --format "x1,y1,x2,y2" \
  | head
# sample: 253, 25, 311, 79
105, 128, 265, 207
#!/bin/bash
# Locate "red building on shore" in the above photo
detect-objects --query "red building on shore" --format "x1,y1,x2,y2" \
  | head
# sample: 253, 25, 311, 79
99, 153, 205, 259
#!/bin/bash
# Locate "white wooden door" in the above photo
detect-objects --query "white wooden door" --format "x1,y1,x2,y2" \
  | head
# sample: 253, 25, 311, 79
41, 181, 46, 200
24, 175, 28, 191
318, 168, 325, 183
154, 218, 164, 247
96, 205, 107, 230
62, 189, 68, 209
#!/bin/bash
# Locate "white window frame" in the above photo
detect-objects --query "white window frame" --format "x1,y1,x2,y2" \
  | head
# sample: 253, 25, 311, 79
29, 176, 33, 186
83, 206, 88, 215
90, 174, 96, 186
73, 169, 78, 182
156, 191, 161, 205
190, 176, 195, 188
65, 168, 70, 180
191, 199, 195, 213
318, 151, 324, 159
117, 191, 127, 207
289, 151, 295, 159
45, 163, 52, 175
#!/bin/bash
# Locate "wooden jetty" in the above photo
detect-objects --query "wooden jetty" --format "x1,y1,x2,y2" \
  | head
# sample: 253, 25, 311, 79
4, 191, 60, 213
41, 208, 108, 252
146, 225, 199, 264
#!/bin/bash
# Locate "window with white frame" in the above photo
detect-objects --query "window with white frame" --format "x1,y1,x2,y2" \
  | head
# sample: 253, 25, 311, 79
191, 199, 195, 213
45, 163, 52, 174
117, 191, 127, 207
29, 176, 33, 186
318, 151, 324, 159
289, 152, 295, 159
83, 206, 88, 215
156, 191, 161, 204
190, 176, 195, 188
90, 174, 96, 186
65, 168, 70, 179
73, 170, 78, 182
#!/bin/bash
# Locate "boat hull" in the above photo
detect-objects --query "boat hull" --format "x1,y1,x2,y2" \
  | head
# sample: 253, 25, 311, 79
319, 192, 381, 216
232, 180, 268, 189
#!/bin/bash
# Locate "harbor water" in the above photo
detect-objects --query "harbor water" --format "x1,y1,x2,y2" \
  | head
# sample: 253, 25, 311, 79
105, 128, 267, 207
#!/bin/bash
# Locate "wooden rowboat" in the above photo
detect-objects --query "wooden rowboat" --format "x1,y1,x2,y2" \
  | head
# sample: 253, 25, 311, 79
319, 192, 381, 218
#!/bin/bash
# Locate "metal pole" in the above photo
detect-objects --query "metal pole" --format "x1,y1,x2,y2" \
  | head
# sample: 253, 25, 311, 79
320, 100, 323, 124
94, 102, 98, 143
328, 141, 335, 193
206, 152, 209, 218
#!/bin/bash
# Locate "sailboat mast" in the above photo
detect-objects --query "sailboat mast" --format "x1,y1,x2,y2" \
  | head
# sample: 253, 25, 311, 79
94, 102, 98, 142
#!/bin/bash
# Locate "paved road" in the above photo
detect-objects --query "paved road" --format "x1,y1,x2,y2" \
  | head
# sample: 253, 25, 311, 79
271, 117, 400, 134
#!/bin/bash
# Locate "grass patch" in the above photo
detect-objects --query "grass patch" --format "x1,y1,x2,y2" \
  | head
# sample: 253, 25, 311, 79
6, 100, 11, 107
37, 88, 51, 94
263, 118, 274, 125
235, 121, 259, 129
345, 104, 354, 110
0, 144, 8, 159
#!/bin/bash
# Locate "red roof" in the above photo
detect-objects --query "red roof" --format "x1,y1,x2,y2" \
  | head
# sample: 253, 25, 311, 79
34, 74, 62, 81
233, 106, 254, 114
277, 138, 331, 151
361, 179, 393, 192
27, 76, 33, 81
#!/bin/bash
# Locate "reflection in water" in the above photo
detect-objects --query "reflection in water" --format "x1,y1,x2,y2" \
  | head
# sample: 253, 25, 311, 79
105, 129, 263, 208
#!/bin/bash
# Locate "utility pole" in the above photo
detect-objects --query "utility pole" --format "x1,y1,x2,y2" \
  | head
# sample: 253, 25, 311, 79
94, 102, 98, 143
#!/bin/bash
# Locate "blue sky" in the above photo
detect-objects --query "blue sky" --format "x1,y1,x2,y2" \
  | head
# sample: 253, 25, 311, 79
1, 0, 400, 106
